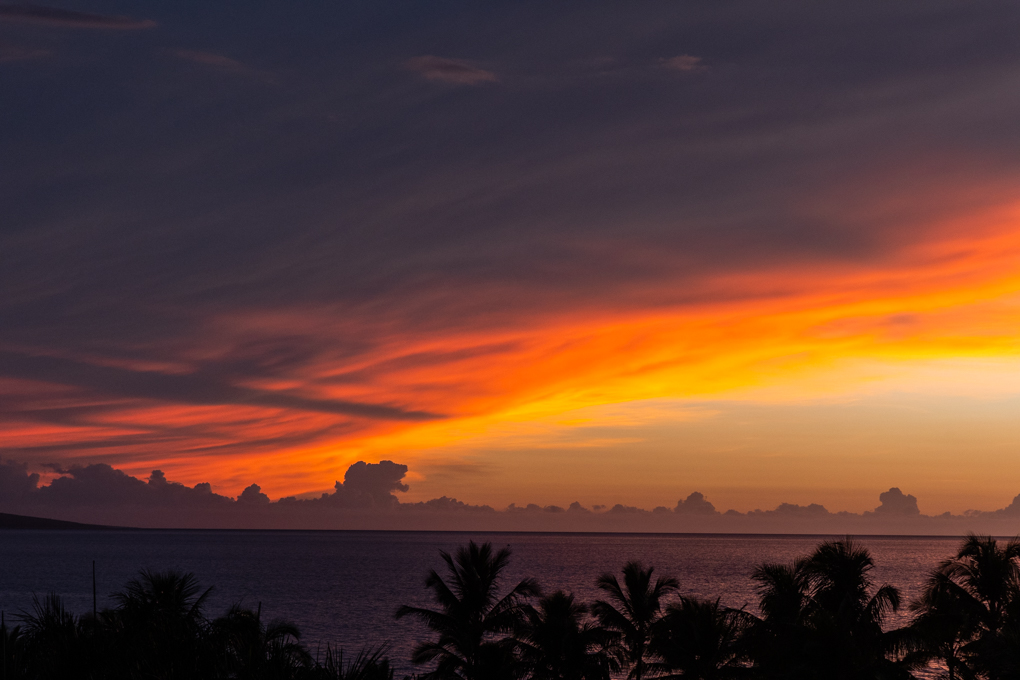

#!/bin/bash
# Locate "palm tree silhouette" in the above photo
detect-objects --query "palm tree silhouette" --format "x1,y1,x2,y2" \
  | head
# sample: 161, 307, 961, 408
800, 539, 905, 679
904, 570, 979, 680
396, 540, 540, 680
747, 561, 813, 679
315, 645, 396, 680
907, 534, 1020, 680
212, 604, 311, 679
112, 569, 215, 679
650, 596, 754, 680
517, 590, 620, 680
592, 561, 678, 680
16, 593, 83, 679
748, 539, 907, 680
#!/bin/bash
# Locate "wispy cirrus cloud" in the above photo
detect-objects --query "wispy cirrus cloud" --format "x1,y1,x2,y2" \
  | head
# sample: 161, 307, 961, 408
405, 55, 497, 85
661, 54, 706, 72
0, 4, 155, 29
0, 351, 440, 422
174, 49, 247, 71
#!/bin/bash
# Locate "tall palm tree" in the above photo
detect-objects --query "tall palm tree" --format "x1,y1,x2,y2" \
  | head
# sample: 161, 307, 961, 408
907, 534, 1020, 680
396, 541, 540, 680
799, 539, 905, 680
747, 561, 813, 679
112, 569, 216, 679
517, 590, 620, 680
592, 561, 679, 680
650, 597, 754, 680
904, 569, 980, 680
748, 539, 908, 680
941, 535, 1020, 631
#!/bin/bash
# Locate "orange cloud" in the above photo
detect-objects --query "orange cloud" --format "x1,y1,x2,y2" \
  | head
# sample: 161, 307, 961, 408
3, 192, 1020, 501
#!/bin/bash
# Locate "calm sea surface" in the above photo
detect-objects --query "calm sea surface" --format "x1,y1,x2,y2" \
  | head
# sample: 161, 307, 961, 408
0, 530, 967, 674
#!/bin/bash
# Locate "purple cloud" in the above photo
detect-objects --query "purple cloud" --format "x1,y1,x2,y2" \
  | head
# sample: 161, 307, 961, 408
0, 5, 155, 30
661, 55, 705, 72
405, 55, 497, 85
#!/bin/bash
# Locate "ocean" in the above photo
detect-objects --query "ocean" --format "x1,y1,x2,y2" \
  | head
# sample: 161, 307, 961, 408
0, 530, 965, 674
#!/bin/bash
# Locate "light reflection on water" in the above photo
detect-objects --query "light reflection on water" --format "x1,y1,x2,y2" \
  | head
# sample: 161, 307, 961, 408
0, 530, 963, 675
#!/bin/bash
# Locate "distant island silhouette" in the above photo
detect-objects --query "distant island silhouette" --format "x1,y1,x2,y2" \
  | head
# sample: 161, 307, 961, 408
0, 511, 121, 531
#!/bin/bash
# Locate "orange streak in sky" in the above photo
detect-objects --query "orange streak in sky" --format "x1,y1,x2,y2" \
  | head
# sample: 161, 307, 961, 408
4, 202, 1020, 498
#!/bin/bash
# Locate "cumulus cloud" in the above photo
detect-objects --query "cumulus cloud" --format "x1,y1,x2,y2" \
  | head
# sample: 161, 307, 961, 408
506, 503, 566, 513
674, 491, 717, 514
22, 463, 235, 510
402, 496, 495, 513
873, 487, 920, 515
334, 460, 408, 507
404, 55, 497, 85
4, 459, 1020, 533
994, 494, 1020, 516
0, 5, 155, 29
608, 503, 646, 514
238, 483, 271, 504
768, 502, 830, 517
0, 459, 40, 500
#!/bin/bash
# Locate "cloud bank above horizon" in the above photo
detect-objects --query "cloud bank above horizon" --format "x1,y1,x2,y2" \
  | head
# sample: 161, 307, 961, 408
4, 458, 1020, 534
2, 0, 1020, 512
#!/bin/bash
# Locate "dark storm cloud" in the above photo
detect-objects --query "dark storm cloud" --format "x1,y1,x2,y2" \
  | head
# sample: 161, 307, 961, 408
0, 5, 155, 29
0, 351, 439, 421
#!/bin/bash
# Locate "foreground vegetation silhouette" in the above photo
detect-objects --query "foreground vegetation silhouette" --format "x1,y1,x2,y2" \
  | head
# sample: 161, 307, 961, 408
3, 535, 1020, 679
0, 569, 393, 680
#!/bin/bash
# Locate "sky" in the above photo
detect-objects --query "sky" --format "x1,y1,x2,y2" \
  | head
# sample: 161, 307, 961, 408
2, 0, 1020, 523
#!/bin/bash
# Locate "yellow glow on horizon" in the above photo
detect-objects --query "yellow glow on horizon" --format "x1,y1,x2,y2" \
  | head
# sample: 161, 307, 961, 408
8, 201, 1020, 505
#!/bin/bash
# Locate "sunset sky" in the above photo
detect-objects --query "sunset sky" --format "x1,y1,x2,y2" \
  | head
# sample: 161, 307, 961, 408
3, 0, 1020, 516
